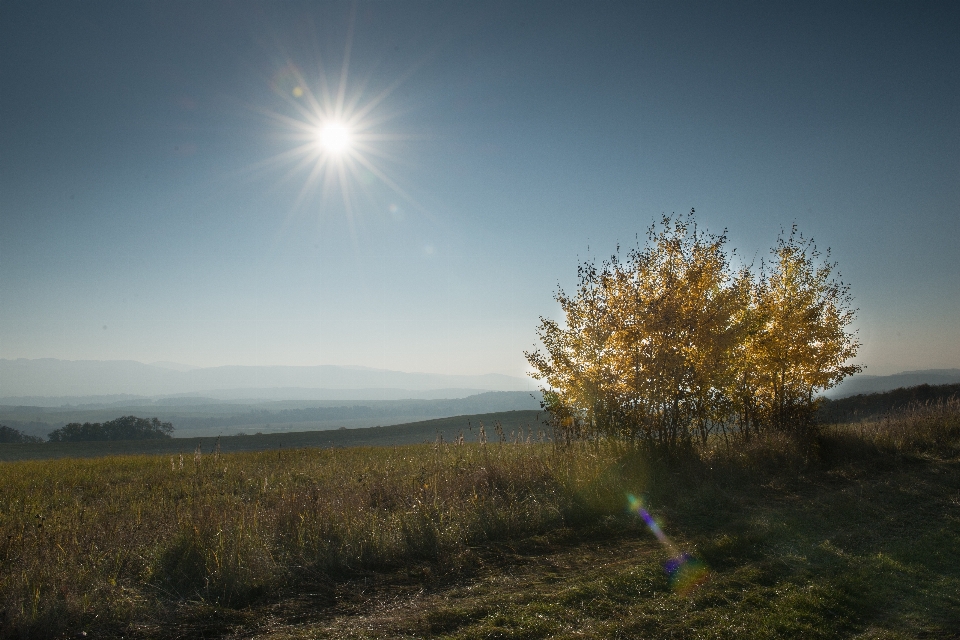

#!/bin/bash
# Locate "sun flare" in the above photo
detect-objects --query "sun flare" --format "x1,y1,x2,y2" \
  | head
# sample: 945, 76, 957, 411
259, 65, 416, 219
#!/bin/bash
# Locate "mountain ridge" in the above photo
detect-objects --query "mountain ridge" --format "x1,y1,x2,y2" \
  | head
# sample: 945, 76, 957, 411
0, 358, 534, 399
826, 368, 960, 398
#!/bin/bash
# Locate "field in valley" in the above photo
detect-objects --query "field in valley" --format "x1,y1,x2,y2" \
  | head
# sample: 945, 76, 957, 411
2, 400, 959, 639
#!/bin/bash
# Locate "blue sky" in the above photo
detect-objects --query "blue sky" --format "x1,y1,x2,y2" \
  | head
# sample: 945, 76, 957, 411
1, 1, 957, 377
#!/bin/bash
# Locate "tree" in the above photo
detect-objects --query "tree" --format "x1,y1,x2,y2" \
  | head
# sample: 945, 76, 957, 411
525, 257, 621, 444
605, 215, 751, 447
0, 424, 43, 444
746, 228, 862, 433
526, 214, 861, 448
47, 416, 174, 442
527, 213, 751, 449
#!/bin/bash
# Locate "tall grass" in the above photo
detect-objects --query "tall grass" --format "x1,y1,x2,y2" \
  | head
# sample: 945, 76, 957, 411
819, 396, 960, 459
0, 433, 625, 637
1, 400, 958, 638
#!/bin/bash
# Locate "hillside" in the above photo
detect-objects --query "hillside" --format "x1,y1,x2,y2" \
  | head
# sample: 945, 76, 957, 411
819, 382, 960, 422
826, 368, 960, 397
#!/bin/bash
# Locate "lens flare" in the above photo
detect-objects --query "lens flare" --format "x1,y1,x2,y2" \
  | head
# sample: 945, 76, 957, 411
627, 494, 709, 595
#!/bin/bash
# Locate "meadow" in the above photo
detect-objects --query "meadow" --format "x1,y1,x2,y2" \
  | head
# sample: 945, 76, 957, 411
2, 400, 959, 639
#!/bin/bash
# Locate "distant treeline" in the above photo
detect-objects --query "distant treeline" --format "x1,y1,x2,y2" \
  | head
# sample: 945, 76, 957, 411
0, 420, 59, 439
819, 383, 960, 423
0, 425, 44, 444
47, 416, 174, 442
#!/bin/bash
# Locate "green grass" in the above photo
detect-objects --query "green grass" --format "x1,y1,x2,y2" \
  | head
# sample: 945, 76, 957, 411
2, 402, 959, 638
246, 450, 960, 640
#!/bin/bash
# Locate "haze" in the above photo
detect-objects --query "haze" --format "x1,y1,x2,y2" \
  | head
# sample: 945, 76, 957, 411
1, 1, 958, 381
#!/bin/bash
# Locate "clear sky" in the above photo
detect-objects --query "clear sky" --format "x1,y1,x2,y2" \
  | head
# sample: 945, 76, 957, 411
1, 1, 958, 377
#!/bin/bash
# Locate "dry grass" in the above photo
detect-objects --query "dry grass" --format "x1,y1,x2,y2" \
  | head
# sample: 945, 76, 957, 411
2, 401, 959, 638
822, 396, 960, 454
0, 432, 624, 637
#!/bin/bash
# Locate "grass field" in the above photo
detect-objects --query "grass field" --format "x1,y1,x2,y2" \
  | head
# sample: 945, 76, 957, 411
1, 401, 959, 638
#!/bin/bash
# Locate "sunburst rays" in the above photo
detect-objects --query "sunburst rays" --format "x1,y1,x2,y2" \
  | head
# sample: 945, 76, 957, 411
254, 36, 423, 230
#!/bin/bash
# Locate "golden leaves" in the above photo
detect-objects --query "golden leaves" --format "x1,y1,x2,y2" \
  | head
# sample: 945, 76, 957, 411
525, 213, 861, 446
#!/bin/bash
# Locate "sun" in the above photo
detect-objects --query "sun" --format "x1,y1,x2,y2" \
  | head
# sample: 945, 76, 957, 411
259, 65, 415, 217
317, 121, 351, 154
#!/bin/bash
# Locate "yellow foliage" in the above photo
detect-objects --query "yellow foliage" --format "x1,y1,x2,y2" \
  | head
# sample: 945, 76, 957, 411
746, 227, 862, 433
526, 213, 860, 447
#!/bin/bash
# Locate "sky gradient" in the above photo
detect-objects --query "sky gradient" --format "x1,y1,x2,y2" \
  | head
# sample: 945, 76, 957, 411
1, 1, 958, 378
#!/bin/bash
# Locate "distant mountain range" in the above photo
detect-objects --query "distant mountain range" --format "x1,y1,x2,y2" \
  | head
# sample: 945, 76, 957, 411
825, 369, 960, 398
3, 359, 955, 405
0, 358, 535, 401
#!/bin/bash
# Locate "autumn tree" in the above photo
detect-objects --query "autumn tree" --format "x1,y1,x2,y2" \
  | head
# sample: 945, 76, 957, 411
526, 214, 861, 448
525, 258, 621, 445
745, 228, 862, 434
602, 215, 750, 447
526, 214, 750, 449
